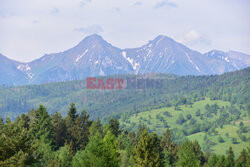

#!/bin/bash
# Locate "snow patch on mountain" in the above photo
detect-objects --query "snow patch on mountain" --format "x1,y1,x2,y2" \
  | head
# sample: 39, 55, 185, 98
116, 66, 123, 70
146, 49, 152, 57
156, 36, 164, 45
99, 68, 105, 76
122, 51, 139, 71
27, 73, 34, 79
105, 56, 112, 65
75, 49, 88, 63
17, 64, 35, 80
17, 64, 31, 71
185, 53, 201, 72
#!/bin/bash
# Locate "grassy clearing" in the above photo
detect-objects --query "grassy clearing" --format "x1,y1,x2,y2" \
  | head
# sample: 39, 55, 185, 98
120, 98, 249, 156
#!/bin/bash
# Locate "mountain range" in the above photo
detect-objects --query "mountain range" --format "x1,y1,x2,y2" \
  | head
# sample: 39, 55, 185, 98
1, 34, 249, 85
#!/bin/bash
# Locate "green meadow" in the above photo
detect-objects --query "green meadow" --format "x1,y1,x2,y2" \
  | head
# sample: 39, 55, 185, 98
120, 98, 249, 156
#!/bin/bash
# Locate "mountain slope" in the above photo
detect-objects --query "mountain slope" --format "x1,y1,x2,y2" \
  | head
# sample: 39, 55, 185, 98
123, 35, 213, 75
123, 35, 250, 75
21, 34, 134, 84
1, 34, 250, 85
204, 50, 250, 74
0, 53, 28, 85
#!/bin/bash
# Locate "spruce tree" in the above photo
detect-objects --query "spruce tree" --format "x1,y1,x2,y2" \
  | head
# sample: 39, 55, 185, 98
131, 127, 162, 167
103, 131, 120, 167
161, 129, 177, 166
235, 149, 248, 167
74, 110, 92, 150
193, 140, 205, 165
72, 131, 105, 167
226, 147, 235, 167
89, 119, 103, 136
208, 154, 219, 167
29, 105, 55, 165
215, 155, 226, 167
67, 103, 78, 122
108, 118, 121, 137
65, 103, 78, 152
52, 112, 67, 149
176, 140, 200, 167
53, 145, 72, 167
30, 105, 55, 144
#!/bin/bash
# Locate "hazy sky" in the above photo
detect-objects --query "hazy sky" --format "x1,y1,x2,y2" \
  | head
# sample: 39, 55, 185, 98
0, 0, 249, 62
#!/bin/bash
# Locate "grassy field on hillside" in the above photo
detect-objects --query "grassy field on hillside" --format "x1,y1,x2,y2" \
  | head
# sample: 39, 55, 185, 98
119, 98, 249, 156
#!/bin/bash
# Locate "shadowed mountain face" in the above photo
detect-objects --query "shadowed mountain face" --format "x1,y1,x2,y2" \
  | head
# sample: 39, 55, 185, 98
0, 54, 28, 85
17, 34, 134, 84
1, 34, 250, 85
123, 35, 213, 75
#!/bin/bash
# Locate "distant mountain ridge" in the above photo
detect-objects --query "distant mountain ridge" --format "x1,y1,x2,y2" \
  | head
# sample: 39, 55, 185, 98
1, 34, 250, 85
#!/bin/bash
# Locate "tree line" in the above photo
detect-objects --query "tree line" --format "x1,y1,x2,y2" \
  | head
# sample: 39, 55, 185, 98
1, 67, 249, 121
0, 104, 249, 167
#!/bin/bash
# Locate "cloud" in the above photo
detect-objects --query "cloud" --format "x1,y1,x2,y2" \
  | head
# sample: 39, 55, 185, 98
50, 8, 59, 15
133, 2, 143, 6
80, 0, 91, 7
115, 8, 120, 12
1, 0, 249, 62
154, 0, 178, 9
0, 14, 6, 18
0, 11, 14, 18
74, 24, 103, 34
32, 20, 39, 24
180, 30, 212, 46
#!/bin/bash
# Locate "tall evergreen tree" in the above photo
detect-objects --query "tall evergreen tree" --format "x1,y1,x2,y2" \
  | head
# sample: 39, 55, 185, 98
19, 114, 30, 130
0, 118, 3, 128
161, 129, 177, 166
131, 127, 162, 167
74, 110, 92, 150
72, 131, 105, 167
0, 114, 35, 166
0, 150, 28, 167
28, 105, 55, 165
176, 140, 200, 167
103, 131, 120, 167
215, 155, 226, 167
235, 149, 249, 167
67, 103, 78, 122
193, 140, 205, 165
208, 154, 219, 167
32, 136, 54, 166
52, 112, 67, 149
226, 147, 235, 167
65, 103, 79, 152
30, 105, 55, 144
108, 118, 121, 137
89, 119, 103, 136
52, 145, 72, 167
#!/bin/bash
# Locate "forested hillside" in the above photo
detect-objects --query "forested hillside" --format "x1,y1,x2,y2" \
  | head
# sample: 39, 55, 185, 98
0, 68, 249, 159
0, 68, 249, 121
0, 104, 249, 166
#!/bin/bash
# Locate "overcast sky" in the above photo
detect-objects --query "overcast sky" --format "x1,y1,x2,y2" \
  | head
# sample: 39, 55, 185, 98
0, 0, 249, 62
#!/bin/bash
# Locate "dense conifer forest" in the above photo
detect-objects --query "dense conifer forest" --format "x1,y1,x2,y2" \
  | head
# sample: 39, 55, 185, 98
0, 103, 249, 166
